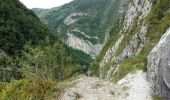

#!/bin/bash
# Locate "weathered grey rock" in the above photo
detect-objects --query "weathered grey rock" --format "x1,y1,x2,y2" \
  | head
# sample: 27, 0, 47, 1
64, 12, 87, 25
62, 91, 78, 100
99, 0, 152, 80
66, 32, 103, 59
147, 27, 170, 99
0, 50, 6, 59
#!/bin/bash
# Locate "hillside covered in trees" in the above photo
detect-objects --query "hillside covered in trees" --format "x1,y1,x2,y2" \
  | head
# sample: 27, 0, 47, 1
0, 0, 83, 99
0, 0, 55, 55
1, 0, 170, 99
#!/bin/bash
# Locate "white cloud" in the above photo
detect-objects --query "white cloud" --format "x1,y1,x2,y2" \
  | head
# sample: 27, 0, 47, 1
19, 0, 73, 9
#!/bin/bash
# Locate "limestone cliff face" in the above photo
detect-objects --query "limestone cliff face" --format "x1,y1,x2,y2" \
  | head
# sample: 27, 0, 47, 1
66, 32, 103, 59
64, 12, 103, 58
147, 28, 170, 99
99, 0, 153, 79
33, 0, 130, 60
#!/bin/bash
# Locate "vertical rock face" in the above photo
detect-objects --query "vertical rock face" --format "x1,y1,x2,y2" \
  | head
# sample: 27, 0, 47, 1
63, 12, 103, 59
147, 28, 170, 99
66, 33, 103, 59
99, 0, 152, 80
34, 0, 131, 59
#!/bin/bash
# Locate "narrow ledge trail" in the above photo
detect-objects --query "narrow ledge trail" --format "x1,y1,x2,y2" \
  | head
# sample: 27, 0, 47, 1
60, 70, 152, 100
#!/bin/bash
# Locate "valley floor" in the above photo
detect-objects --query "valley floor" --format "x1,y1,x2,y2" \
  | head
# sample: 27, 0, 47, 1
60, 70, 152, 100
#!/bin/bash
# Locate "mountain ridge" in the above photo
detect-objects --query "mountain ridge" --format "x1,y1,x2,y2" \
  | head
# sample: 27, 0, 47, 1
33, 0, 130, 59
34, 0, 170, 98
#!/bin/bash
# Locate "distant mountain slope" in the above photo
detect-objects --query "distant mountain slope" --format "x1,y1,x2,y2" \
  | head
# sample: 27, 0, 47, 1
0, 0, 54, 55
33, 0, 130, 58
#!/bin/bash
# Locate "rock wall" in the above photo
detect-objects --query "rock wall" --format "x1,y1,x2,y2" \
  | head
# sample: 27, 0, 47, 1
66, 33, 103, 59
64, 12, 104, 58
99, 0, 152, 80
147, 27, 170, 99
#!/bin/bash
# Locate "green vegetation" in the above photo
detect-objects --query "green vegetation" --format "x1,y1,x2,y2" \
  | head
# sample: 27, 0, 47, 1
0, 0, 84, 99
111, 0, 170, 81
33, 0, 130, 67
33, 0, 127, 44
0, 40, 82, 99
71, 31, 98, 44
0, 78, 60, 100
89, 20, 123, 77
68, 47, 93, 65
19, 41, 80, 80
152, 95, 163, 100
90, 0, 170, 82
1, 0, 170, 99
146, 0, 170, 44
0, 0, 54, 55
114, 17, 141, 56
100, 62, 117, 79
114, 0, 170, 81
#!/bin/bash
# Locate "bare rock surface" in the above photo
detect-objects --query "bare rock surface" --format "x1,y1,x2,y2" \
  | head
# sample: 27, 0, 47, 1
66, 33, 103, 59
147, 27, 170, 99
60, 70, 151, 100
0, 50, 6, 59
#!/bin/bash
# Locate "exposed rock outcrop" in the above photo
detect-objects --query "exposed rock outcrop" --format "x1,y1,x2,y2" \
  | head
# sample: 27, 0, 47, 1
0, 50, 6, 59
114, 25, 147, 62
123, 0, 152, 31
64, 12, 87, 25
66, 33, 103, 59
147, 27, 170, 99
99, 0, 152, 80
64, 12, 104, 58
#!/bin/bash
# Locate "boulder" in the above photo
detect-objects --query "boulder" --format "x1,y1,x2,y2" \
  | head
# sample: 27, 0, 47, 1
0, 50, 6, 59
147, 28, 170, 99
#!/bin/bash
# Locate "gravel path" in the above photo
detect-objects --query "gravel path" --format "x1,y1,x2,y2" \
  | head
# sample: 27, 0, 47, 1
60, 70, 152, 100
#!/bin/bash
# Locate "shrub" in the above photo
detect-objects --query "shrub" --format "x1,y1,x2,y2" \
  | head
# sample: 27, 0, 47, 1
0, 77, 60, 100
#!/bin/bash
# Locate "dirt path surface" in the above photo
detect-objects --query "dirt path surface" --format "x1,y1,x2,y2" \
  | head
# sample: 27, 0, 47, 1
60, 70, 152, 100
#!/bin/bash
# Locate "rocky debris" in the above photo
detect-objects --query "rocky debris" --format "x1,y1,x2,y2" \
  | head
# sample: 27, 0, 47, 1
115, 70, 152, 100
62, 91, 80, 100
60, 70, 151, 100
106, 65, 119, 80
147, 27, 170, 99
60, 76, 116, 100
66, 33, 103, 59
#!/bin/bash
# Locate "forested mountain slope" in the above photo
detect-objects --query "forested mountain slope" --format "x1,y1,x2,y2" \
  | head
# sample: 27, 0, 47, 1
34, 0, 170, 99
33, 0, 130, 59
0, 0, 84, 99
0, 0, 54, 55
0, 0, 170, 99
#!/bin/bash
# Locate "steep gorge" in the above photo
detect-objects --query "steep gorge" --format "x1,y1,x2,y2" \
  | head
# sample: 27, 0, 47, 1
33, 0, 130, 60
32, 0, 170, 99
3, 0, 170, 99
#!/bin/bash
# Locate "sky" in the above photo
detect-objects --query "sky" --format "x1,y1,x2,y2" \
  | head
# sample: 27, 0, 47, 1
19, 0, 73, 9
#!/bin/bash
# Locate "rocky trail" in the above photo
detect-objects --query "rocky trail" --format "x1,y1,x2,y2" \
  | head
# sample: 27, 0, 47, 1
60, 70, 152, 100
